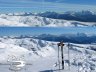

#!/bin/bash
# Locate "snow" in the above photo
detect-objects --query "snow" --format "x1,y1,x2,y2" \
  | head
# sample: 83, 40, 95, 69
0, 42, 28, 63
0, 12, 96, 27
0, 17, 29, 26
0, 36, 96, 72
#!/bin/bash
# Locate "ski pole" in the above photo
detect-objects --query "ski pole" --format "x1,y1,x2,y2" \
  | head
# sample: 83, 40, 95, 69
68, 43, 70, 70
61, 45, 64, 69
58, 45, 60, 70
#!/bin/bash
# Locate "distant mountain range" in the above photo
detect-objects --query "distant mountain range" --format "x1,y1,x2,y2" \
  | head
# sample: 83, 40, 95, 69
33, 33, 96, 44
37, 10, 96, 22
3, 10, 96, 22
0, 10, 96, 27
1, 33, 96, 44
0, 33, 96, 44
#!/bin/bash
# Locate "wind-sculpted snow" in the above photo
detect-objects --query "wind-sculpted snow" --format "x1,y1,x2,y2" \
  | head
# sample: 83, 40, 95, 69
0, 36, 96, 72
0, 11, 96, 27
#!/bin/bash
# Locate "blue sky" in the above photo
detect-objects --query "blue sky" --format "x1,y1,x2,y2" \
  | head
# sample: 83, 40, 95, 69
0, 0, 96, 5
0, 0, 96, 13
0, 27, 96, 36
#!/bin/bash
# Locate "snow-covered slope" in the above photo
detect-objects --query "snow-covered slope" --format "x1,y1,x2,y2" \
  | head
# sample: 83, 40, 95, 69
0, 42, 28, 62
0, 36, 56, 62
0, 36, 96, 72
0, 13, 96, 27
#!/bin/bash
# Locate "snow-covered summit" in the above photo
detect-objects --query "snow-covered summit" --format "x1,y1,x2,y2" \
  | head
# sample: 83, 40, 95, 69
0, 36, 96, 72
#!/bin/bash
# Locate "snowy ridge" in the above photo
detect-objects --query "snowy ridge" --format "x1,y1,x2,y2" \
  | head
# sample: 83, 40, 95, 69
0, 12, 96, 27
